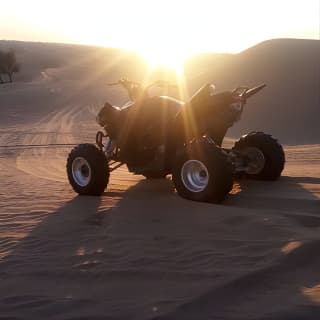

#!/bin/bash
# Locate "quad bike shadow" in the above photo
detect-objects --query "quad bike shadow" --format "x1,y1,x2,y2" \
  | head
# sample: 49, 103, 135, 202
0, 173, 319, 318
226, 175, 320, 215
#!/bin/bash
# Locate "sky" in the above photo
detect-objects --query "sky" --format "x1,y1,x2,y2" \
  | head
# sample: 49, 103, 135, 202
1, 0, 319, 66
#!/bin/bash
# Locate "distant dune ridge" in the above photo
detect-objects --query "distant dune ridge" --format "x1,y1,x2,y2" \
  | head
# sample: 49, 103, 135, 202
0, 38, 319, 144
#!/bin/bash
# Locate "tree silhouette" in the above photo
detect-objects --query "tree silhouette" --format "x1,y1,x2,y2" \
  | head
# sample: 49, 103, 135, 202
0, 51, 4, 84
0, 49, 20, 83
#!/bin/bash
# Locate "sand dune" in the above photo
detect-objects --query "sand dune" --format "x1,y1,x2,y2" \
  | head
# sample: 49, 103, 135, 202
0, 89, 319, 319
1, 38, 319, 143
0, 39, 320, 319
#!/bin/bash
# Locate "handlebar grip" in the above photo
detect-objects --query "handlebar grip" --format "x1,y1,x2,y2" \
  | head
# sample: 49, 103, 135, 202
245, 84, 266, 99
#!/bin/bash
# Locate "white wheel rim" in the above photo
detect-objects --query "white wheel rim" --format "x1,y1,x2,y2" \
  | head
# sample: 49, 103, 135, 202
242, 147, 265, 174
181, 160, 209, 192
72, 157, 92, 187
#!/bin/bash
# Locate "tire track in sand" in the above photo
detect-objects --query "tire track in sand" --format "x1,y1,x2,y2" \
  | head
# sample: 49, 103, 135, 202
15, 104, 83, 182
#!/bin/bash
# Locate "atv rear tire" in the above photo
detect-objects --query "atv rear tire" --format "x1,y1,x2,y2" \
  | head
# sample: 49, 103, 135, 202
67, 143, 110, 195
233, 132, 285, 180
172, 140, 233, 203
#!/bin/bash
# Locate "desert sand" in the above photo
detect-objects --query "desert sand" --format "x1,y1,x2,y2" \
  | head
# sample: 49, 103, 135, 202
0, 40, 320, 319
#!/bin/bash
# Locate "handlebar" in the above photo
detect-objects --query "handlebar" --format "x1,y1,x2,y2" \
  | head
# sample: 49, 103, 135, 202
108, 78, 176, 89
232, 84, 266, 103
232, 86, 249, 97
147, 80, 177, 89
107, 78, 177, 100
244, 84, 266, 99
107, 79, 140, 87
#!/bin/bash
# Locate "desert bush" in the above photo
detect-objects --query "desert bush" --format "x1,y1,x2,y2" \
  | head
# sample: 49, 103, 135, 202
0, 49, 20, 83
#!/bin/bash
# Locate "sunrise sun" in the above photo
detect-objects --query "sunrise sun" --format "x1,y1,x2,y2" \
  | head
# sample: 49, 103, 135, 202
2, 0, 318, 75
137, 47, 190, 75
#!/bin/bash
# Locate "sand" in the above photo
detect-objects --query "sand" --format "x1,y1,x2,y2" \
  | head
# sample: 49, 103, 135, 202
0, 42, 320, 319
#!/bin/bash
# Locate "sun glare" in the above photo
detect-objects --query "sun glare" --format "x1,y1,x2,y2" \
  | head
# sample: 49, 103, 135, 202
138, 48, 190, 76
1, 0, 319, 75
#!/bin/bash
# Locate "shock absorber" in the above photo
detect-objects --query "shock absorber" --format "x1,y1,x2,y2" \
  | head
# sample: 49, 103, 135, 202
104, 137, 116, 159
96, 131, 106, 150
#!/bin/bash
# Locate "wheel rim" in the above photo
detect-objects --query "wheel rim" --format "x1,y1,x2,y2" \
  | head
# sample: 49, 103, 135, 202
242, 147, 265, 174
71, 157, 92, 187
181, 160, 209, 193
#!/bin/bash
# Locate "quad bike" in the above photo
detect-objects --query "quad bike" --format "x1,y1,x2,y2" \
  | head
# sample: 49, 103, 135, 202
66, 79, 285, 203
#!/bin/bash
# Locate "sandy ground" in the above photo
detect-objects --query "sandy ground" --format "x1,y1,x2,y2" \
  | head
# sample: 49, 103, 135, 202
0, 83, 320, 320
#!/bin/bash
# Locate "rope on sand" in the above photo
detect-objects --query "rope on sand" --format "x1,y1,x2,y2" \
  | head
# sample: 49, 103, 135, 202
0, 143, 78, 150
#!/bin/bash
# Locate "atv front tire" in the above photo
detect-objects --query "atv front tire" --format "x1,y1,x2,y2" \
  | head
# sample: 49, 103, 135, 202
233, 132, 285, 180
172, 140, 233, 203
67, 143, 110, 195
